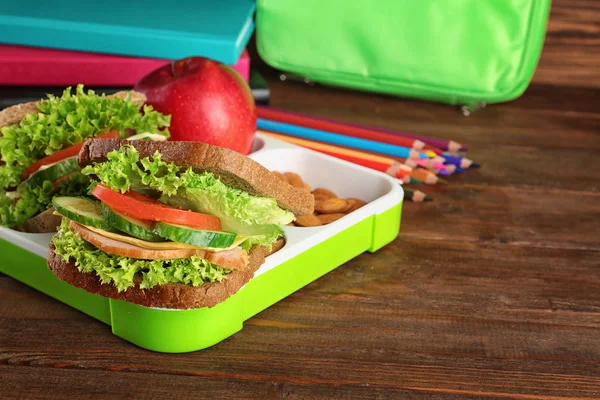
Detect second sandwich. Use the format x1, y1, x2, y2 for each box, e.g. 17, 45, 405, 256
0, 85, 170, 232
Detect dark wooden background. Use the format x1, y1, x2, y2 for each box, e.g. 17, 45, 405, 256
1, 1, 599, 398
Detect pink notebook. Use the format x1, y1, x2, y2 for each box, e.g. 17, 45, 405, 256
0, 45, 250, 86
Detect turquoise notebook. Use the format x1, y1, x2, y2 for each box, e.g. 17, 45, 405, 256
0, 0, 255, 64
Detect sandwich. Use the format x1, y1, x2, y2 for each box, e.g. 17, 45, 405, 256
47, 139, 314, 309
0, 85, 170, 232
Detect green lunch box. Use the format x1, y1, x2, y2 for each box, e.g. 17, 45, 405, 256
0, 134, 403, 353
256, 0, 552, 110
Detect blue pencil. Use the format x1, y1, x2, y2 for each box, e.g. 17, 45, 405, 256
257, 118, 429, 160
442, 153, 476, 168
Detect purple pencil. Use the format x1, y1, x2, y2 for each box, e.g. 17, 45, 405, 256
268, 107, 468, 153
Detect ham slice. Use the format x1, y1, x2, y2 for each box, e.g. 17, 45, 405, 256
69, 221, 248, 271
206, 247, 249, 272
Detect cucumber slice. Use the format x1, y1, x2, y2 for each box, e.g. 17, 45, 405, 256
101, 204, 165, 242
26, 157, 79, 189
154, 222, 236, 248
52, 196, 110, 230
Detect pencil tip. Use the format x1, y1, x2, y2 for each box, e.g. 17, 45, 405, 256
471, 162, 481, 168
424, 196, 434, 202
413, 139, 426, 150
448, 140, 463, 153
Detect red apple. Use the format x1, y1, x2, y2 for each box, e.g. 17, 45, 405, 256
134, 57, 256, 154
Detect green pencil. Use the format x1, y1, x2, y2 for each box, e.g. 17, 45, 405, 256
403, 188, 433, 202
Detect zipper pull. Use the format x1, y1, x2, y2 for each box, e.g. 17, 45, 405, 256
460, 101, 487, 116
279, 72, 316, 86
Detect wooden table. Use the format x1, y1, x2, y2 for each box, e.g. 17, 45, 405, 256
2, 2, 599, 399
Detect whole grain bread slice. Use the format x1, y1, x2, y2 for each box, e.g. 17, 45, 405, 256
0, 102, 40, 130
78, 138, 314, 216
47, 239, 285, 309
20, 208, 62, 233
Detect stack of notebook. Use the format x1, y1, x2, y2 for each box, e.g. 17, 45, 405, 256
0, 0, 255, 90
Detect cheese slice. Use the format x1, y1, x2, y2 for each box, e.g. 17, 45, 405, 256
5, 191, 18, 200
127, 132, 168, 141
84, 225, 247, 252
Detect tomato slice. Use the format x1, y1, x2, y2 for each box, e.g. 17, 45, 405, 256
22, 131, 119, 180
91, 184, 222, 231
122, 190, 161, 204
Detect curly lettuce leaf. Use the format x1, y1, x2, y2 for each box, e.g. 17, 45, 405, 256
181, 170, 294, 226
172, 176, 287, 248
0, 84, 170, 190
52, 219, 229, 292
81, 146, 184, 196
0, 171, 90, 228
81, 145, 293, 247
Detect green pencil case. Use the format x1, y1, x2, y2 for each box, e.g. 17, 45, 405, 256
256, 0, 552, 111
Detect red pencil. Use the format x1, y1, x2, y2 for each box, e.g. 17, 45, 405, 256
257, 106, 464, 153
312, 148, 411, 183
257, 105, 428, 151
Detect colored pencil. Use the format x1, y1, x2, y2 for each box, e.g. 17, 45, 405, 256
423, 145, 445, 156
425, 167, 450, 176
257, 106, 467, 152
259, 130, 409, 166
444, 151, 467, 157
257, 105, 428, 150
315, 149, 411, 183
262, 131, 419, 181
423, 150, 441, 158
393, 168, 424, 184
442, 153, 476, 169
259, 130, 450, 186
403, 167, 445, 185
385, 161, 413, 178
257, 118, 429, 159
404, 158, 449, 171
258, 131, 426, 184
403, 188, 433, 202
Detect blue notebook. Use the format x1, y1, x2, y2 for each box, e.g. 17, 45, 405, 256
0, 0, 255, 64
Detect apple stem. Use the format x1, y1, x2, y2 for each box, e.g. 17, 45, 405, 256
171, 60, 178, 77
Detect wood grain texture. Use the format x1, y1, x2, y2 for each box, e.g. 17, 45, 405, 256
2, 0, 600, 398
532, 0, 600, 87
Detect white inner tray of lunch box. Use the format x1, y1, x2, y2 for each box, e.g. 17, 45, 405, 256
0, 133, 403, 281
